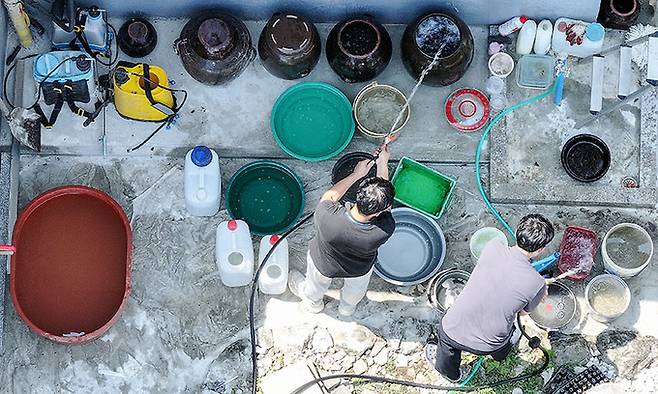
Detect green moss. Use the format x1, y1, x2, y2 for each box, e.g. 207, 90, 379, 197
467, 350, 544, 394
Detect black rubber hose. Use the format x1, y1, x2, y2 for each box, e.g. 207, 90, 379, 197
249, 212, 315, 394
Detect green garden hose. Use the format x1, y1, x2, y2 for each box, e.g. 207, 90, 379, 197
475, 82, 558, 239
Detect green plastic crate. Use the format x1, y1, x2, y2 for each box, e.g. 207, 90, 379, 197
391, 157, 456, 219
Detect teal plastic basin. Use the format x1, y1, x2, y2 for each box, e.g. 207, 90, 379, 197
226, 161, 305, 235
271, 82, 355, 161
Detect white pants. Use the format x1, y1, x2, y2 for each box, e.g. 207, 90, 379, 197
303, 252, 373, 308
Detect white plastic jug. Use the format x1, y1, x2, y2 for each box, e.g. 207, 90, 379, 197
258, 235, 289, 295
216, 219, 254, 287
533, 20, 553, 55
516, 20, 537, 55
552, 18, 605, 58
185, 146, 220, 217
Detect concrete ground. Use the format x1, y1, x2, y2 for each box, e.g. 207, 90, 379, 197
2, 16, 658, 394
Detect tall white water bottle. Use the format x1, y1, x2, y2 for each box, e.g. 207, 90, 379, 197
216, 219, 254, 287
258, 235, 289, 295
185, 146, 220, 216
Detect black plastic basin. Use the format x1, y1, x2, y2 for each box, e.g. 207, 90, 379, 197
331, 152, 376, 203
561, 134, 611, 182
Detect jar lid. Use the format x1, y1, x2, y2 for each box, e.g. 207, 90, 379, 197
586, 23, 605, 42
198, 18, 233, 55
191, 146, 212, 167
127, 20, 150, 45
269, 14, 313, 54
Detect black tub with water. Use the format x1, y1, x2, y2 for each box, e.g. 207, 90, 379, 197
331, 152, 376, 203
561, 134, 611, 182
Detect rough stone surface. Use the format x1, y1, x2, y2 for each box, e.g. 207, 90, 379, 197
311, 328, 334, 353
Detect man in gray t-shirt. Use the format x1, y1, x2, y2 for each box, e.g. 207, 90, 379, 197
289, 146, 395, 317
427, 214, 554, 382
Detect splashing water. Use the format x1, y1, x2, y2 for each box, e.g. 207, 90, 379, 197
385, 41, 448, 138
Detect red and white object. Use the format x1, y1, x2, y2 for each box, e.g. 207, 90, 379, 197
552, 18, 605, 57
0, 245, 17, 255
445, 88, 491, 132
498, 16, 528, 36
258, 235, 289, 295
216, 219, 254, 287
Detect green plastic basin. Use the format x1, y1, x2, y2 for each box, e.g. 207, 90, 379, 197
391, 157, 456, 219
226, 161, 305, 235
271, 82, 355, 161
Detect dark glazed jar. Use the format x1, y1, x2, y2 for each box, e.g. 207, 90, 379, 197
118, 18, 157, 58
326, 17, 392, 83
175, 13, 254, 85
258, 13, 321, 80
598, 0, 640, 30
401, 12, 474, 87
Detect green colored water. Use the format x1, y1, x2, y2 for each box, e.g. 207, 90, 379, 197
393, 163, 452, 216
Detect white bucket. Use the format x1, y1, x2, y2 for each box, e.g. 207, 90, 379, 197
602, 223, 653, 278
585, 274, 631, 323
470, 227, 508, 259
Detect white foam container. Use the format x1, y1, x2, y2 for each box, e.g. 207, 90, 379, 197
602, 223, 654, 278
258, 235, 289, 295
216, 220, 254, 287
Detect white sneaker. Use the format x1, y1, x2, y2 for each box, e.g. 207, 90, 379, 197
288, 271, 324, 313
338, 302, 356, 317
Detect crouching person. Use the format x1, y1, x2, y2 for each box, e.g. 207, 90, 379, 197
426, 214, 554, 382
289, 147, 395, 317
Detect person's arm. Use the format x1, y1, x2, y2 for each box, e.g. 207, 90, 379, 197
375, 144, 391, 180
321, 159, 375, 202
523, 285, 548, 313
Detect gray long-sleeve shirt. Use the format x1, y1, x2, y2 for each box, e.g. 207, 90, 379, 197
442, 239, 546, 352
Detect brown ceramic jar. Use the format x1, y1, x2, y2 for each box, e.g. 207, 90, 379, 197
401, 12, 474, 87
175, 12, 254, 85
258, 13, 321, 80
326, 17, 392, 83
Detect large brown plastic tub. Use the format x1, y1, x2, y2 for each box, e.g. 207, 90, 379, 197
9, 186, 131, 344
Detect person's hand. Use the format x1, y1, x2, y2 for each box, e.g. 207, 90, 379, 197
352, 159, 375, 178
376, 144, 390, 167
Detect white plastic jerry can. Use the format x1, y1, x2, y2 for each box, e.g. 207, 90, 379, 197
216, 219, 254, 287
184, 146, 221, 217
258, 235, 289, 295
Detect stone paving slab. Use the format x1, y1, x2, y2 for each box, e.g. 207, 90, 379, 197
490, 31, 658, 208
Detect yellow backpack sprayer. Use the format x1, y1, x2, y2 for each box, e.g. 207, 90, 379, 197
110, 61, 188, 151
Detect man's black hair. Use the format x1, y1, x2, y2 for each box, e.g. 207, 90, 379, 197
516, 214, 555, 253
355, 177, 395, 216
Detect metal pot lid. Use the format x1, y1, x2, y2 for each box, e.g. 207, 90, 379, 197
428, 269, 470, 313
375, 207, 446, 286
529, 282, 577, 330
445, 88, 490, 132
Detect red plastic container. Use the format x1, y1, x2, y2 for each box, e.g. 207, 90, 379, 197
8, 186, 132, 343
557, 226, 598, 281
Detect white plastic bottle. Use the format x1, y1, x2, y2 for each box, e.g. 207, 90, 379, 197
184, 146, 220, 217
516, 20, 537, 55
258, 235, 289, 295
533, 20, 553, 55
216, 219, 254, 287
498, 16, 528, 36
551, 18, 605, 58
